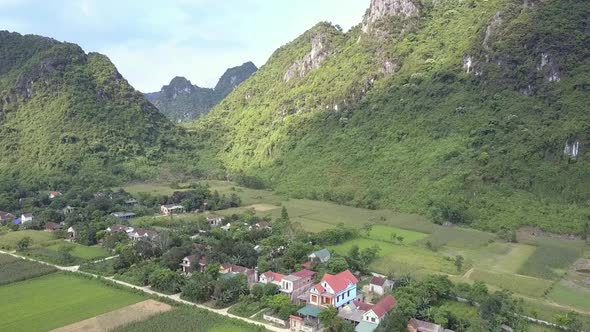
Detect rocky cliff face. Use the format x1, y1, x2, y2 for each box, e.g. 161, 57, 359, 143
148, 62, 257, 122
284, 34, 332, 82
362, 0, 420, 32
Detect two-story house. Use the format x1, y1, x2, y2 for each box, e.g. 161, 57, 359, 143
180, 255, 207, 274
259, 271, 285, 286
338, 295, 397, 332
280, 269, 316, 303
309, 270, 358, 309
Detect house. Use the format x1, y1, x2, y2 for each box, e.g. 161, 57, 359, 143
128, 228, 158, 241
160, 204, 185, 216
281, 269, 316, 303
0, 211, 14, 222
255, 221, 272, 230
180, 255, 208, 274
12, 218, 22, 225
107, 224, 134, 234
219, 263, 257, 285
407, 318, 455, 332
301, 261, 313, 270
369, 276, 394, 295
309, 270, 358, 309
49, 191, 62, 199
44, 222, 62, 232
207, 215, 225, 227
111, 212, 136, 220
309, 249, 331, 263
290, 305, 322, 332
67, 225, 79, 241
21, 213, 33, 223
62, 206, 74, 215
339, 296, 396, 332
259, 271, 286, 286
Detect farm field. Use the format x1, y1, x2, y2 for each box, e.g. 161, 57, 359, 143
0, 230, 55, 249
547, 282, 590, 311
0, 253, 57, 285
0, 273, 145, 332
26, 242, 111, 266
112, 306, 268, 332
122, 180, 590, 317
46, 243, 110, 260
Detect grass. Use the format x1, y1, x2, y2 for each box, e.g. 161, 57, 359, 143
112, 306, 268, 332
24, 243, 110, 266
547, 282, 590, 312
0, 230, 54, 250
417, 227, 495, 249
79, 259, 117, 276
518, 239, 585, 280
227, 300, 266, 318
364, 225, 427, 244
521, 297, 590, 330
0, 273, 145, 332
0, 254, 56, 285
468, 269, 553, 298
46, 243, 110, 260
330, 238, 457, 275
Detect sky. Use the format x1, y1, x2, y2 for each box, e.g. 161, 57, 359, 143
0, 0, 368, 92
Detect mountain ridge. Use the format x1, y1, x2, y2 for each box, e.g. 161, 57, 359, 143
147, 61, 257, 122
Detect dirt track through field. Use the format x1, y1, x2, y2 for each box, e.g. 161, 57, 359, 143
49, 300, 172, 332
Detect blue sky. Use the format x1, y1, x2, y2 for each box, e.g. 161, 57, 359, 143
0, 0, 368, 91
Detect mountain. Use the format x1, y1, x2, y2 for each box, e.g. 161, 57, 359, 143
0, 31, 188, 188
147, 62, 257, 122
192, 0, 590, 234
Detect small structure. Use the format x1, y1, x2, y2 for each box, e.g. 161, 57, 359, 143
125, 198, 139, 207
0, 211, 15, 222
111, 212, 136, 220
62, 206, 74, 215
301, 261, 313, 270
207, 215, 225, 227
359, 295, 396, 327
180, 255, 208, 274
254, 221, 272, 230
369, 276, 394, 295
128, 229, 158, 241
49, 191, 62, 199
259, 271, 285, 286
21, 213, 33, 223
219, 263, 257, 285
67, 225, 79, 241
407, 318, 454, 332
308, 248, 331, 264
575, 258, 590, 274
221, 223, 231, 231
309, 270, 358, 309
44, 222, 62, 232
160, 204, 185, 216
12, 218, 22, 225
290, 305, 322, 332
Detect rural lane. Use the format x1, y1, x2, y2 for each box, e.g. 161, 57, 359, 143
0, 250, 289, 332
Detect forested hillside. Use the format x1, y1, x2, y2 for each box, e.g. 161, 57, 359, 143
0, 31, 194, 188
192, 0, 590, 233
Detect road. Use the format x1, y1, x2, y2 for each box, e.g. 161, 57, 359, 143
0, 250, 289, 332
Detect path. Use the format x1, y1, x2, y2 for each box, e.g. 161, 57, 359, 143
462, 268, 475, 279
0, 250, 288, 332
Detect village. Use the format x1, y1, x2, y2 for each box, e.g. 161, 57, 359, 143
0, 185, 468, 332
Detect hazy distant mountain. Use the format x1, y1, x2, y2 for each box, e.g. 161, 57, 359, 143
147, 62, 257, 122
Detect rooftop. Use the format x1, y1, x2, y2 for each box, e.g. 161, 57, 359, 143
297, 305, 322, 318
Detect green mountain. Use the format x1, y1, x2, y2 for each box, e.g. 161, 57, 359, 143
147, 62, 257, 122
0, 31, 187, 188
192, 0, 590, 234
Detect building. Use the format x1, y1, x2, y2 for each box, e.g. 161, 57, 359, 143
44, 222, 62, 232
309, 270, 358, 309
259, 271, 285, 286
125, 198, 139, 207
180, 255, 208, 274
128, 228, 158, 241
338, 295, 396, 332
309, 249, 331, 263
107, 224, 134, 234
62, 206, 74, 215
407, 318, 455, 332
67, 225, 79, 241
49, 191, 62, 199
207, 215, 225, 227
0, 211, 15, 222
290, 305, 322, 332
369, 276, 394, 295
219, 263, 257, 285
281, 269, 316, 303
111, 212, 136, 220
160, 204, 185, 216
21, 213, 33, 223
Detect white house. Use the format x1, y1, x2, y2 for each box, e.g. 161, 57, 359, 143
160, 204, 185, 216
128, 229, 158, 241
207, 215, 225, 227
21, 213, 33, 223
309, 270, 358, 309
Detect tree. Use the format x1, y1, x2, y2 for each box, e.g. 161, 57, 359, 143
319, 306, 339, 328
362, 223, 373, 237
327, 256, 349, 274
281, 206, 289, 222
213, 274, 249, 307
149, 268, 183, 294
57, 245, 75, 265
583, 219, 590, 243
454, 255, 464, 272
181, 273, 213, 303
16, 236, 32, 251
161, 246, 191, 270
